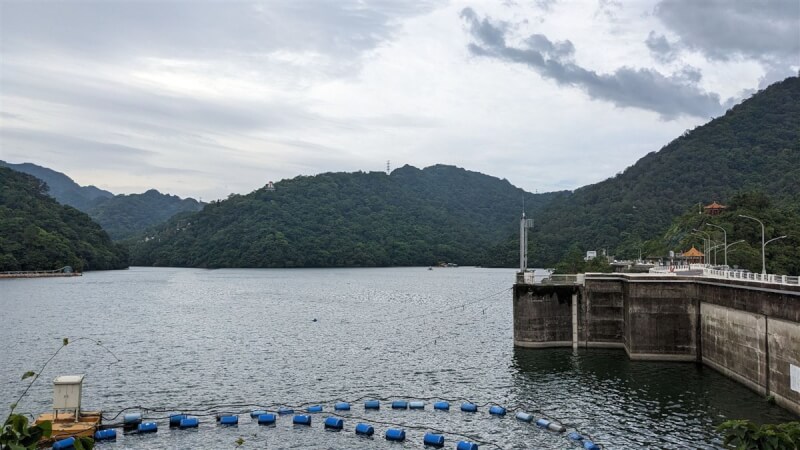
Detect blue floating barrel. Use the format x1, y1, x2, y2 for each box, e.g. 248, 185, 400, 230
138, 422, 158, 433
52, 437, 75, 450
456, 441, 479, 450
334, 402, 351, 411
489, 406, 506, 416
355, 423, 375, 436
123, 412, 142, 425
409, 401, 425, 409
307, 405, 323, 413
460, 402, 477, 412
170, 414, 187, 426
220, 415, 238, 425
179, 417, 199, 429
385, 428, 406, 441
278, 407, 294, 415
391, 400, 408, 409
515, 411, 533, 422
568, 432, 584, 441
257, 413, 276, 425
548, 422, 566, 432
364, 400, 380, 410
250, 410, 267, 418
324, 417, 344, 430
293, 414, 312, 426
94, 429, 117, 441
583, 440, 600, 450
536, 418, 551, 428
433, 401, 450, 411
423, 432, 445, 447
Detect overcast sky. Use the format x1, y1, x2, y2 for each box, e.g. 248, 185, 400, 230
1, 0, 798, 200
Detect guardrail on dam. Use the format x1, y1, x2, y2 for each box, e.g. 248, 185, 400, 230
513, 272, 800, 416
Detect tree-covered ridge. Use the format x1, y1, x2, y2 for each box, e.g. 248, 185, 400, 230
644, 192, 800, 275
0, 167, 128, 271
88, 189, 203, 240
523, 76, 800, 266
0, 160, 113, 211
1, 160, 203, 240
129, 165, 561, 268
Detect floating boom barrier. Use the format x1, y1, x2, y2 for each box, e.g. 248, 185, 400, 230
52, 396, 603, 449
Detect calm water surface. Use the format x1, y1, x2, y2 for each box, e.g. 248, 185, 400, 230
1, 267, 795, 449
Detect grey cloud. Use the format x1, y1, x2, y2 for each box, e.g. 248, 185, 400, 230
1, 127, 206, 176
654, 0, 800, 63
1, 1, 442, 64
461, 8, 726, 119
645, 31, 678, 63
2, 63, 323, 134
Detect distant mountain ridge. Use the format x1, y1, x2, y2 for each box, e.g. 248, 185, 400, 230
522, 76, 800, 266
0, 160, 203, 239
0, 167, 128, 271
129, 165, 562, 268
0, 160, 113, 211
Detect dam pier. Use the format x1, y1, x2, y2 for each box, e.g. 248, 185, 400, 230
513, 271, 800, 416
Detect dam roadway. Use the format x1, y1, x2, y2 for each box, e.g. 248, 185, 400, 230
513, 272, 800, 416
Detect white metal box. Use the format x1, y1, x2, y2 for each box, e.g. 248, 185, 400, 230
53, 374, 84, 414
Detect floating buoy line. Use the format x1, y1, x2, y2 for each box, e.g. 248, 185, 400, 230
44, 285, 603, 449
62, 395, 604, 450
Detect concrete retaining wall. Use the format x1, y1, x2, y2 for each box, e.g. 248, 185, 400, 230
513, 273, 800, 415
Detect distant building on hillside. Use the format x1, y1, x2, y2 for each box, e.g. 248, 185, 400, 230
704, 201, 726, 216
266, 181, 275, 191
585, 250, 597, 261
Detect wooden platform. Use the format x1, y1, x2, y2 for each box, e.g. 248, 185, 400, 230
35, 411, 101, 442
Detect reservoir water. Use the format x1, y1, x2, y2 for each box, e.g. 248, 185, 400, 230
1, 267, 795, 449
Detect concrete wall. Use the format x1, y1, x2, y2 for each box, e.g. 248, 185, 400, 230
583, 278, 624, 347
701, 302, 767, 393
624, 281, 699, 361
513, 284, 575, 347
513, 273, 800, 415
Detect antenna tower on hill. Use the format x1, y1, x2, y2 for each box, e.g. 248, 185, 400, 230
386, 160, 391, 174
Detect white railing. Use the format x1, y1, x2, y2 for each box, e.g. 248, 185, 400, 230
518, 272, 585, 286
649, 264, 693, 274
702, 268, 800, 286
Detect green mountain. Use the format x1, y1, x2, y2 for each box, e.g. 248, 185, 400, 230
0, 167, 128, 271
646, 191, 800, 275
523, 76, 800, 266
0, 160, 113, 211
129, 165, 561, 268
0, 160, 203, 240
88, 189, 203, 240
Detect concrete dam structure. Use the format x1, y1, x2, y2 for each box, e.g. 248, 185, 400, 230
513, 273, 800, 416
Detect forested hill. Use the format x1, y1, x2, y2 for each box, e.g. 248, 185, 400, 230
0, 160, 113, 211
523, 76, 800, 266
1, 160, 203, 239
87, 189, 203, 240
0, 167, 128, 271
129, 165, 562, 268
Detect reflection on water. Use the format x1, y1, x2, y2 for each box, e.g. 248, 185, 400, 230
0, 267, 794, 449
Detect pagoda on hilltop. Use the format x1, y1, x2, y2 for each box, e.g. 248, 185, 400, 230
703, 201, 726, 216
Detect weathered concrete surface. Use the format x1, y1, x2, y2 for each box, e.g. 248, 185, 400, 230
625, 282, 699, 360
513, 273, 800, 415
701, 302, 767, 394
513, 284, 576, 347
583, 278, 624, 347
767, 317, 800, 415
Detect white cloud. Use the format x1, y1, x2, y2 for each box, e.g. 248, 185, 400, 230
1, 0, 796, 200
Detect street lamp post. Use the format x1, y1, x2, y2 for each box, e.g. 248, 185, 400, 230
693, 229, 713, 266
706, 223, 728, 267
738, 215, 766, 275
